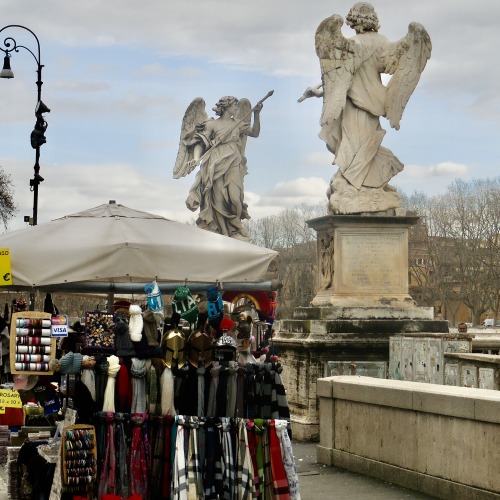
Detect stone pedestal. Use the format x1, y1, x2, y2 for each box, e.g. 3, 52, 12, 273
274, 214, 449, 441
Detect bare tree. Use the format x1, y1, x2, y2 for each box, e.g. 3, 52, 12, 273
0, 167, 17, 230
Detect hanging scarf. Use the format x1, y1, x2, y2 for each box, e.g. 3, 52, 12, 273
160, 364, 176, 416
98, 411, 116, 497
275, 420, 300, 500
80, 355, 96, 401
226, 361, 239, 418
221, 417, 236, 500
115, 412, 130, 499
102, 355, 120, 412
269, 420, 291, 500
187, 416, 203, 499
148, 363, 159, 414
161, 415, 174, 500
203, 418, 218, 500
150, 415, 164, 500
237, 419, 256, 500
262, 422, 273, 500
172, 415, 188, 500
254, 419, 266, 498
131, 358, 147, 414
246, 420, 260, 498
197, 365, 206, 417
129, 414, 148, 498
207, 362, 221, 417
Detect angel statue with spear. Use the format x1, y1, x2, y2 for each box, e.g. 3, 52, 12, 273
173, 91, 273, 241
299, 2, 431, 214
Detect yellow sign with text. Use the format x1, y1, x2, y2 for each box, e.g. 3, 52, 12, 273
0, 249, 12, 286
0, 389, 22, 411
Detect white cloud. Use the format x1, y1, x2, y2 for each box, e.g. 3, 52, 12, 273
404, 162, 469, 178
257, 177, 329, 207
304, 151, 333, 167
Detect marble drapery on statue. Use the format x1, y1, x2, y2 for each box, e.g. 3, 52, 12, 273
300, 2, 431, 214
173, 93, 271, 241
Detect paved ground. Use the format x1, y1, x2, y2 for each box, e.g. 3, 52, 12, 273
0, 441, 436, 499
293, 441, 435, 500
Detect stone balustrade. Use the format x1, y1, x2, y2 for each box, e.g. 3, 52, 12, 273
317, 376, 500, 499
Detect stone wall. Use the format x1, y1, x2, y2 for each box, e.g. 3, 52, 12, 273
317, 376, 500, 498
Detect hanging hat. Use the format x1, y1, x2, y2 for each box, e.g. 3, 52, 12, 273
144, 281, 163, 314
142, 309, 160, 347
59, 352, 83, 374
115, 321, 136, 357
187, 330, 213, 368
13, 374, 39, 391
206, 285, 223, 330
128, 304, 143, 342
172, 286, 198, 326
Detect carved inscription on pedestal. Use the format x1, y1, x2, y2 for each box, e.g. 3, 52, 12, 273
335, 229, 407, 294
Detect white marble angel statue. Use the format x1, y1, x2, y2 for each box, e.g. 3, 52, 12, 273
300, 2, 431, 214
173, 92, 272, 241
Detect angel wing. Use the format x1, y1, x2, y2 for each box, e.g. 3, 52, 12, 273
384, 22, 432, 130
315, 14, 361, 125
235, 98, 252, 161
173, 97, 209, 179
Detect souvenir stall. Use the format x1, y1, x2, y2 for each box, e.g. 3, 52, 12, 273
0, 202, 299, 499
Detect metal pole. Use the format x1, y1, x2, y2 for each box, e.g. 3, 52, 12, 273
0, 25, 46, 226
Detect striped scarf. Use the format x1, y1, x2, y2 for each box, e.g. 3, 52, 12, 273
172, 415, 188, 500
115, 412, 130, 499
130, 414, 148, 498
187, 416, 203, 498
221, 417, 236, 500
269, 420, 291, 499
237, 419, 256, 500
275, 420, 300, 500
98, 411, 116, 497
131, 358, 147, 414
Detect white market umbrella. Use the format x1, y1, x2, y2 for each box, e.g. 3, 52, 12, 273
0, 202, 278, 293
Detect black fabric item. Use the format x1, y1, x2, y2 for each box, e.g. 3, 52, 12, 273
94, 354, 109, 410
215, 365, 228, 417
175, 364, 197, 416
73, 379, 98, 424
132, 331, 161, 359
18, 439, 56, 500
115, 321, 136, 357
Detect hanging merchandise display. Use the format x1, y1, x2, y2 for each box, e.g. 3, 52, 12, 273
10, 311, 56, 375
206, 284, 224, 330
83, 311, 115, 352
2, 282, 297, 498
61, 424, 97, 493
144, 280, 163, 314
172, 285, 198, 326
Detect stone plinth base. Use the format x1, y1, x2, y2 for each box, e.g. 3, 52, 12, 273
308, 214, 418, 308
275, 307, 448, 441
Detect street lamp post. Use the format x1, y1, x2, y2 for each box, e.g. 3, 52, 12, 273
0, 25, 50, 226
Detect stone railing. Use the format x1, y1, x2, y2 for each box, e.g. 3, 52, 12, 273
317, 376, 500, 499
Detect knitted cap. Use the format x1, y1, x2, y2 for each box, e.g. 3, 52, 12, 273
115, 321, 136, 357
142, 309, 159, 347
128, 304, 143, 342
59, 352, 83, 375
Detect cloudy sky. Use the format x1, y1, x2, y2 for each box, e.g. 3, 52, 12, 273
0, 0, 498, 231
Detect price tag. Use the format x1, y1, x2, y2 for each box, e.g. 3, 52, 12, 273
0, 389, 22, 409
0, 249, 12, 286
